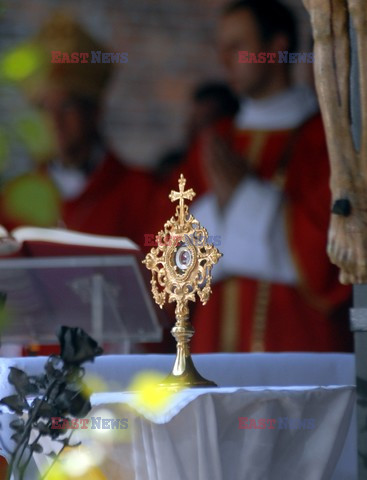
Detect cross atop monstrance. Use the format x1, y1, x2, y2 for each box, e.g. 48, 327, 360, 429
143, 174, 222, 388
169, 174, 196, 226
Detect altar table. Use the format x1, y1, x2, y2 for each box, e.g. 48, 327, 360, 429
0, 353, 357, 480
31, 385, 355, 480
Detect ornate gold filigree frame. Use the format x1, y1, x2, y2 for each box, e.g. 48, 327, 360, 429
143, 174, 222, 388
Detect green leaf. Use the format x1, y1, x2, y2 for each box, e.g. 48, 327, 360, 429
54, 389, 91, 418
0, 395, 28, 414
34, 421, 51, 435
31, 398, 55, 418
10, 432, 23, 443
9, 418, 25, 432
31, 443, 43, 454
8, 367, 37, 396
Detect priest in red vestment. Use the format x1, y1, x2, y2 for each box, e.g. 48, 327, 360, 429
0, 13, 152, 246
0, 14, 156, 358
151, 0, 353, 353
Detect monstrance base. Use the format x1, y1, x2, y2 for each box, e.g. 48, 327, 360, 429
158, 355, 217, 390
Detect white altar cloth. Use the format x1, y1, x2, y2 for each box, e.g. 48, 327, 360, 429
0, 353, 356, 479
50, 385, 354, 480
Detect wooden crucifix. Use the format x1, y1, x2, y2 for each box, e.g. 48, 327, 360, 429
303, 1, 367, 478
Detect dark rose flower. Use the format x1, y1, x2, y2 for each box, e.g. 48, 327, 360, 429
57, 327, 103, 366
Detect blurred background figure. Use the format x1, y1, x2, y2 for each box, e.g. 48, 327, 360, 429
0, 12, 152, 244
0, 1, 353, 355
155, 81, 239, 179
153, 0, 352, 353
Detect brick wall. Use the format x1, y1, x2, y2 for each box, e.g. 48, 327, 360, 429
0, 0, 313, 170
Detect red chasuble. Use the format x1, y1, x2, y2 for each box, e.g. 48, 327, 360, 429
61, 152, 153, 245
0, 152, 152, 247
157, 114, 353, 352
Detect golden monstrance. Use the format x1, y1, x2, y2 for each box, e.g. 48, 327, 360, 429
143, 174, 222, 388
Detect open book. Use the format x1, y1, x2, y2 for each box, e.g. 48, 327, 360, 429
0, 226, 161, 347
0, 226, 138, 256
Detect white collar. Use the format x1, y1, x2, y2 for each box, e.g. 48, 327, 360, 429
235, 85, 319, 130
48, 144, 106, 200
